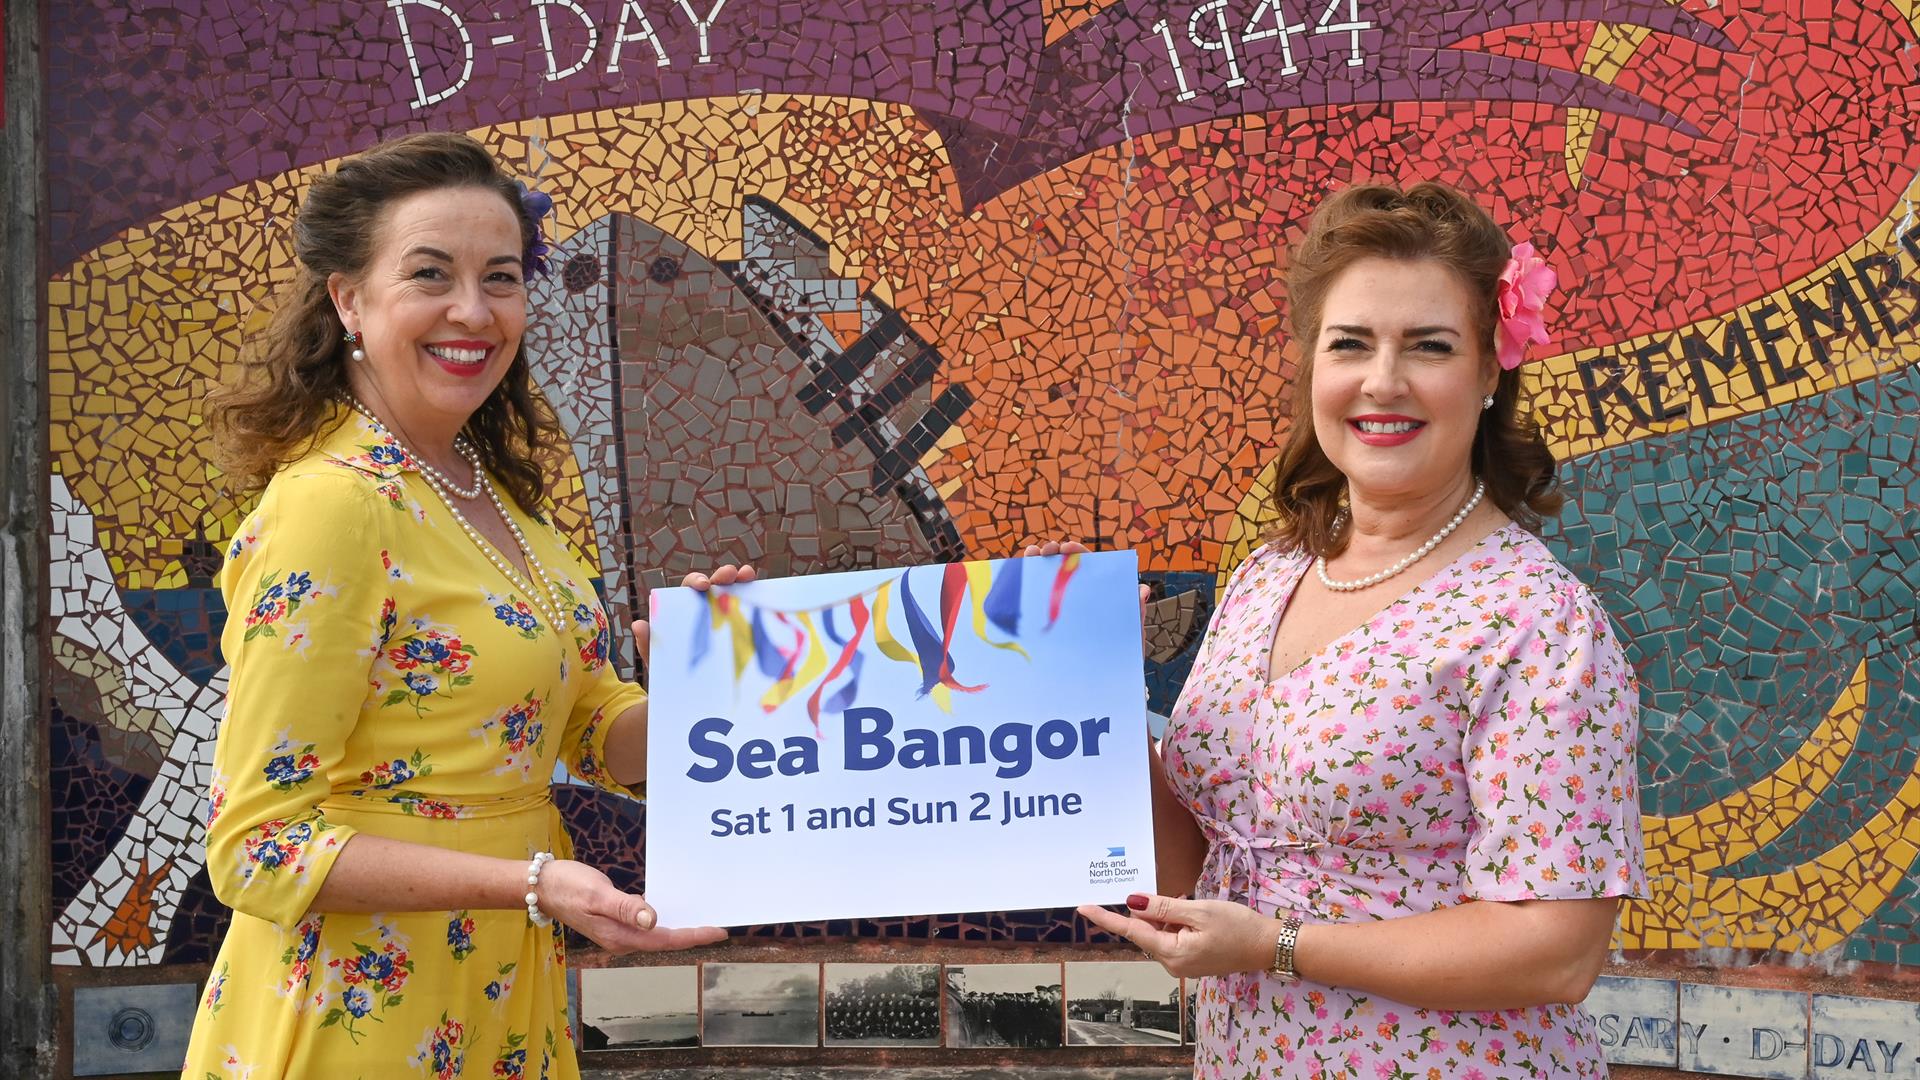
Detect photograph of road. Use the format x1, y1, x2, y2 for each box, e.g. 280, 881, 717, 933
1065, 961, 1181, 1045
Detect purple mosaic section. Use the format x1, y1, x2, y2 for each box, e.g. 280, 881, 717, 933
49, 0, 1735, 265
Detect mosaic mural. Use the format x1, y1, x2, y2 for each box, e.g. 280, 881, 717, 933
38, 0, 1920, 1008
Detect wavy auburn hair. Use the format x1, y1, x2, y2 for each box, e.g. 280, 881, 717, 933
1267, 181, 1564, 557
207, 132, 564, 514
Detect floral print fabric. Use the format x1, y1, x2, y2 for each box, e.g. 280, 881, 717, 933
1162, 525, 1646, 1079
184, 408, 646, 1078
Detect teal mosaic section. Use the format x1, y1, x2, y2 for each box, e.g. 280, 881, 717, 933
1547, 364, 1920, 960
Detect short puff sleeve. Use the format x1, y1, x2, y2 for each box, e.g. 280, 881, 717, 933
561, 655, 647, 799
547, 534, 647, 798
1461, 580, 1647, 902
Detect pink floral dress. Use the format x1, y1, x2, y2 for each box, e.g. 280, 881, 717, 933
1162, 525, 1646, 1079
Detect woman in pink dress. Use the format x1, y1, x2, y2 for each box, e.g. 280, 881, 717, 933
1081, 182, 1646, 1079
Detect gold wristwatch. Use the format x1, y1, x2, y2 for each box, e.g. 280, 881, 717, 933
1270, 914, 1303, 983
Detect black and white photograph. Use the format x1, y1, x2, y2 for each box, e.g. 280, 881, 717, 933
1064, 962, 1182, 1045
944, 963, 1064, 1048
578, 965, 700, 1051
824, 963, 942, 1046
1184, 982, 1198, 1044
701, 963, 821, 1047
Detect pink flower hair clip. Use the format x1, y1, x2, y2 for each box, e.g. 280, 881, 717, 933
1495, 242, 1558, 370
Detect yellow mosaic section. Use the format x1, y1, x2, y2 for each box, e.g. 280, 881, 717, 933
1616, 669, 1920, 952
478, 97, 946, 302
51, 96, 966, 589
1562, 23, 1654, 188
1537, 186, 1920, 460
1637, 662, 1866, 875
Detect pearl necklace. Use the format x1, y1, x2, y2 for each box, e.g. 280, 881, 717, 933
1315, 478, 1486, 593
346, 396, 572, 628
344, 397, 483, 500
469, 469, 572, 631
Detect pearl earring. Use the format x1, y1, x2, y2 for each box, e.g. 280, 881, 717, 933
1481, 394, 1494, 410
344, 329, 366, 363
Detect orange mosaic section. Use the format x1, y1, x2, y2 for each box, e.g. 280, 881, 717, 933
52, 90, 1920, 586
488, 99, 1299, 574
1041, 0, 1125, 45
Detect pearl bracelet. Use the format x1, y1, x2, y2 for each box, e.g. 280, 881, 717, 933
524, 851, 556, 926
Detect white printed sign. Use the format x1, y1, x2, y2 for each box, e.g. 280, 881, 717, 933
643, 551, 1157, 927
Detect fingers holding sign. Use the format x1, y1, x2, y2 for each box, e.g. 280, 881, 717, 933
1019, 542, 1151, 640
682, 563, 758, 591
1077, 894, 1277, 980
633, 563, 758, 668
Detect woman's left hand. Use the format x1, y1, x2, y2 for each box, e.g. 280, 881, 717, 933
1077, 894, 1275, 979
632, 563, 757, 667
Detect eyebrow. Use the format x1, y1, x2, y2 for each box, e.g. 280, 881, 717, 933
404, 245, 523, 268
1325, 324, 1461, 337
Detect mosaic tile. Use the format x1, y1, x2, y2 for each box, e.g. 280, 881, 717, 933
30, 5, 1920, 1072
47, 475, 222, 968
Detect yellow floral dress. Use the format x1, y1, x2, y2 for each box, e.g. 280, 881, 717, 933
182, 407, 645, 1080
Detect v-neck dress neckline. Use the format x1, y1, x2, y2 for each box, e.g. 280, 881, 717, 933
1261, 522, 1520, 687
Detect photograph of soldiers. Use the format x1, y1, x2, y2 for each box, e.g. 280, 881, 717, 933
823, 963, 942, 1045
1064, 961, 1182, 1045
945, 964, 1065, 1048
578, 965, 700, 1050
701, 963, 821, 1047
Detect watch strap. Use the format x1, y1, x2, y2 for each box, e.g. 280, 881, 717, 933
1270, 914, 1303, 981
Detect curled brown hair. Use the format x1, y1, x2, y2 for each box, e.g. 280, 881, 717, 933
1267, 181, 1564, 557
207, 132, 565, 514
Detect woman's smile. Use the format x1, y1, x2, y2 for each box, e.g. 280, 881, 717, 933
423, 339, 496, 377
1347, 414, 1426, 446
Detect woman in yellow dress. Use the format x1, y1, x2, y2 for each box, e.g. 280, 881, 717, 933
183, 132, 735, 1078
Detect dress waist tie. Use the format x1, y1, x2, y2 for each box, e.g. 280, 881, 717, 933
1200, 825, 1322, 1047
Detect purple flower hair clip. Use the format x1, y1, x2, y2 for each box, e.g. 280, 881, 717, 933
514, 180, 554, 280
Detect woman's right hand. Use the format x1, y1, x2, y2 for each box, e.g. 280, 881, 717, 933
632, 563, 757, 668
535, 859, 727, 954
1022, 541, 1151, 632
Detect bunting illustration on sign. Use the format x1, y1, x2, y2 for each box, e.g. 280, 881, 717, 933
685, 556, 1081, 731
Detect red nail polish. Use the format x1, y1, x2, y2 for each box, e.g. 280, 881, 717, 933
1126, 893, 1149, 910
